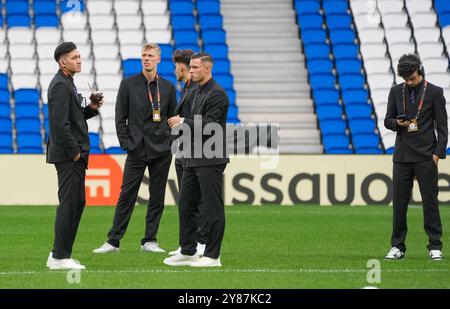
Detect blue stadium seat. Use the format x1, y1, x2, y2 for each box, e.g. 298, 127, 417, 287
174, 44, 200, 53
386, 147, 394, 154
339, 74, 365, 91
336, 59, 362, 75
295, 1, 320, 15
0, 74, 8, 90
161, 74, 177, 86
158, 61, 175, 75
6, 1, 29, 15
227, 105, 238, 122
89, 133, 100, 147
438, 13, 450, 27
313, 89, 340, 105
326, 14, 352, 30
7, 15, 31, 27
323, 0, 348, 15
35, 15, 59, 28
345, 104, 373, 120
316, 105, 343, 121
298, 14, 323, 31
333, 44, 359, 60
349, 118, 376, 135
355, 148, 383, 154
159, 44, 174, 60
42, 104, 48, 119
173, 30, 198, 45
199, 15, 223, 30
214, 74, 233, 90
435, 0, 450, 15
0, 104, 11, 119
0, 133, 13, 150
204, 44, 228, 60
323, 134, 351, 153
213, 60, 231, 74
171, 15, 196, 31
330, 29, 356, 45
202, 30, 226, 45
310, 74, 336, 90
17, 133, 43, 153
227, 90, 235, 106
0, 15, 3, 28
304, 43, 330, 60
197, 1, 221, 15
14, 89, 40, 105
90, 147, 102, 154
0, 90, 10, 105
307, 59, 333, 75
302, 29, 327, 45
170, 2, 194, 15
352, 133, 380, 152
105, 147, 126, 154
122, 59, 142, 77
34, 1, 56, 15
15, 105, 40, 119
342, 89, 369, 105
60, 0, 85, 14
0, 119, 12, 134
16, 119, 41, 134
320, 119, 347, 136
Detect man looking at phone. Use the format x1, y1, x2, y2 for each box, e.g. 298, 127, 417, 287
384, 53, 448, 261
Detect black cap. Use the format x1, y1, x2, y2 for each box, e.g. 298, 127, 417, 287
54, 42, 77, 62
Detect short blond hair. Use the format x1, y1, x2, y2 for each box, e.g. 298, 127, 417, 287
142, 43, 161, 55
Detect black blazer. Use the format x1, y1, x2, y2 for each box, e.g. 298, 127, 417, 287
178, 78, 230, 167
384, 80, 448, 163
46, 69, 98, 164
115, 73, 177, 158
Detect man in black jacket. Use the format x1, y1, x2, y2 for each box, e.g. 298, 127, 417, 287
168, 49, 207, 257
93, 43, 177, 254
384, 53, 448, 261
165, 52, 229, 267
46, 42, 102, 270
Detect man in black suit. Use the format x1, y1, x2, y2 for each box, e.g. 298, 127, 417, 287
384, 53, 448, 261
165, 52, 229, 267
93, 43, 177, 254
168, 49, 207, 257
46, 42, 102, 270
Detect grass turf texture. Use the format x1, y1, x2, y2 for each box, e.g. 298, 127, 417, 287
0, 205, 449, 288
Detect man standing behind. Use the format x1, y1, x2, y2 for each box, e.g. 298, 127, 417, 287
93, 43, 177, 254
168, 49, 207, 257
46, 42, 102, 270
384, 53, 448, 261
166, 53, 229, 267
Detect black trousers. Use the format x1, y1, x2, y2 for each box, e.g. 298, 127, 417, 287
107, 154, 172, 247
391, 159, 443, 252
179, 164, 226, 259
175, 158, 207, 245
52, 160, 86, 259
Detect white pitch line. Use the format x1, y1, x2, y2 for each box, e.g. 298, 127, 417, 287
0, 268, 449, 276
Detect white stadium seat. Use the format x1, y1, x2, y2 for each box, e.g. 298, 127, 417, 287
87, 117, 101, 133
74, 74, 96, 92
358, 28, 385, 44
360, 43, 388, 60
114, 0, 141, 15
0, 29, 5, 43
371, 89, 390, 106
141, 1, 168, 15
96, 74, 122, 91
37, 44, 57, 60
11, 74, 39, 90
116, 15, 143, 30
409, 12, 438, 28
7, 28, 34, 44
389, 42, 415, 65
381, 13, 408, 29
35, 28, 62, 45
145, 30, 171, 44
89, 15, 115, 31
385, 28, 412, 45
354, 13, 381, 31
91, 30, 117, 45
405, 0, 432, 15
350, 1, 372, 15
377, 0, 404, 14
144, 15, 171, 30
92, 44, 120, 60
99, 103, 116, 118
422, 58, 449, 74
367, 73, 395, 90
87, 0, 113, 15
95, 59, 122, 75
0, 44, 7, 59
120, 44, 143, 59
417, 43, 444, 60
63, 29, 90, 44
10, 59, 37, 74
442, 27, 450, 46
9, 44, 36, 59
61, 13, 88, 30
118, 30, 144, 45
414, 28, 441, 44
382, 132, 396, 149
0, 59, 7, 72
426, 73, 450, 88
364, 58, 392, 75
39, 73, 55, 90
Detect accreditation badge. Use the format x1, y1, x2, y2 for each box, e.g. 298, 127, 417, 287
407, 118, 418, 132
152, 109, 161, 122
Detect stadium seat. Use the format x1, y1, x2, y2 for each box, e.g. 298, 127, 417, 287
197, 1, 221, 15
349, 118, 376, 135
204, 44, 228, 60
342, 89, 369, 105
60, 0, 85, 14
304, 43, 330, 60
316, 105, 343, 121
313, 89, 340, 106
199, 15, 223, 31
35, 15, 59, 28
323, 134, 351, 153
16, 133, 43, 153
320, 119, 347, 136
294, 1, 320, 15
15, 105, 40, 119
345, 104, 373, 120
170, 2, 194, 15
307, 59, 334, 75
14, 89, 40, 105
0, 119, 12, 134
16, 119, 41, 134
302, 29, 327, 45
310, 74, 336, 91
171, 15, 196, 31
122, 59, 142, 77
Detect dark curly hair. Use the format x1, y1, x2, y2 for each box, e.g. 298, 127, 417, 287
172, 49, 195, 67
397, 53, 423, 78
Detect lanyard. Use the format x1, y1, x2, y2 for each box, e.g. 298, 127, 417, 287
147, 75, 160, 110
402, 80, 427, 118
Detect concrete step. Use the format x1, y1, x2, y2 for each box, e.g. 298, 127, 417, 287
227, 38, 300, 48
231, 69, 306, 77
224, 23, 298, 32
229, 45, 302, 53
234, 75, 307, 83
278, 144, 323, 154
224, 17, 296, 25
278, 129, 321, 139
221, 10, 295, 18
227, 31, 298, 39
237, 92, 311, 99
239, 112, 316, 123
235, 82, 310, 93
221, 3, 293, 10
237, 97, 313, 107
239, 105, 314, 114
222, 0, 292, 4
229, 52, 304, 63
232, 62, 304, 70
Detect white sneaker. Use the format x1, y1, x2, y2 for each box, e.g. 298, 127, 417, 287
430, 250, 443, 261
384, 247, 405, 260
163, 253, 199, 266
46, 252, 53, 267
47, 258, 86, 270
93, 242, 119, 254
168, 247, 181, 256
141, 242, 166, 253
169, 243, 205, 256
196, 243, 206, 257
190, 256, 222, 267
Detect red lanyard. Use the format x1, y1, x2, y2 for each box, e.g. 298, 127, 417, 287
402, 80, 428, 118
147, 75, 160, 110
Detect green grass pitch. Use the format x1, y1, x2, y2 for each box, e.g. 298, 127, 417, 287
0, 205, 449, 288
